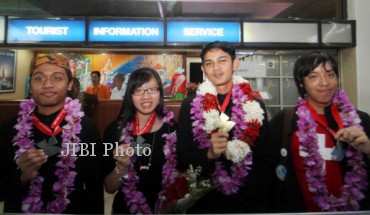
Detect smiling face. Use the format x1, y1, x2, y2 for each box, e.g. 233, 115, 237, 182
131, 77, 160, 117
201, 48, 239, 94
302, 61, 338, 113
30, 63, 72, 115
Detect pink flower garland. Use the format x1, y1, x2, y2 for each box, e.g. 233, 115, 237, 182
191, 82, 259, 195
119, 108, 178, 214
13, 98, 83, 213
296, 90, 368, 211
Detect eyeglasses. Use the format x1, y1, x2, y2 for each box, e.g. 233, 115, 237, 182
132, 87, 159, 96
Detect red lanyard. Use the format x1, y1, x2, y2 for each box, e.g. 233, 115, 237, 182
306, 102, 344, 136
216, 84, 233, 113
32, 109, 67, 136
133, 113, 156, 136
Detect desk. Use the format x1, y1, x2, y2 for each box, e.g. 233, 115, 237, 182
0, 99, 183, 137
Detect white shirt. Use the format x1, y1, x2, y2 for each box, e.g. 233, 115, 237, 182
110, 86, 126, 100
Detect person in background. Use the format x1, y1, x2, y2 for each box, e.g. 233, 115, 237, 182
69, 58, 77, 77
86, 71, 110, 100
103, 67, 178, 214
110, 73, 126, 100
0, 54, 103, 214
169, 67, 186, 100
68, 77, 81, 99
267, 51, 370, 212
176, 41, 269, 213
69, 58, 85, 78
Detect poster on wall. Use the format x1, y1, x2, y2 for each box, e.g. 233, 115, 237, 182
38, 53, 184, 97
0, 50, 16, 93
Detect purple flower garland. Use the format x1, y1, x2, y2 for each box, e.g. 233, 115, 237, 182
119, 108, 178, 214
191, 83, 254, 195
13, 98, 82, 213
296, 90, 368, 211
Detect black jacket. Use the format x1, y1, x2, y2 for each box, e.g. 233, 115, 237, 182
267, 107, 370, 212
0, 110, 104, 214
176, 92, 270, 213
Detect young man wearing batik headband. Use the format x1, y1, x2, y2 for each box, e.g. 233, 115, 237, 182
176, 41, 269, 213
0, 54, 103, 214
268, 51, 370, 212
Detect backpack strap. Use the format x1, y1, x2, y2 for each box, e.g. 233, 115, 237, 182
275, 107, 295, 195
281, 107, 294, 158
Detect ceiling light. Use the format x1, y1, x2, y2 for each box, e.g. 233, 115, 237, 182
157, 1, 164, 18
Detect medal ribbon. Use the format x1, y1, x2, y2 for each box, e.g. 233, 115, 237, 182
216, 84, 233, 113
32, 109, 66, 136
133, 113, 156, 136
306, 102, 344, 136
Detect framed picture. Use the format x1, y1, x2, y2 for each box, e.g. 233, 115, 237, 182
0, 50, 16, 93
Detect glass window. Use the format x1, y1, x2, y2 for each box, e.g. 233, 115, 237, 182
264, 55, 280, 77
237, 50, 338, 120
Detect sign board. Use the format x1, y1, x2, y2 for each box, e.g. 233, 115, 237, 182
7, 18, 85, 43
0, 17, 4, 43
88, 20, 164, 43
167, 21, 240, 43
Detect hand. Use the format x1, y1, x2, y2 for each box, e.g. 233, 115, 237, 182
335, 126, 370, 156
207, 130, 229, 160
113, 144, 132, 170
18, 149, 48, 183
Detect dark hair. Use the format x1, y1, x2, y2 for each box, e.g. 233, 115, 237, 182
68, 77, 80, 99
66, 70, 73, 83
293, 51, 338, 97
200, 41, 236, 63
114, 73, 125, 82
118, 67, 165, 126
91, 71, 101, 78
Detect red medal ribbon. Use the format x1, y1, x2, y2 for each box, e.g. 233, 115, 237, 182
133, 113, 156, 136
32, 109, 67, 136
306, 102, 344, 136
216, 84, 233, 113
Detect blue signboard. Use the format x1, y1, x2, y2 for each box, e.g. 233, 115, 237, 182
88, 20, 164, 43
7, 18, 85, 43
167, 21, 240, 43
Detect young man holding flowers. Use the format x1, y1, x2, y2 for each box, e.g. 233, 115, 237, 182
177, 41, 269, 213
268, 51, 370, 212
0, 54, 103, 214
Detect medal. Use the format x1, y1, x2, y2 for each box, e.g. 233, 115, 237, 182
331, 141, 345, 161
131, 135, 153, 171
36, 136, 61, 156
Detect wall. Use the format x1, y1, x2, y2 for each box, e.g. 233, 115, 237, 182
1, 52, 185, 99
340, 48, 357, 106
0, 50, 32, 210
0, 50, 33, 100
345, 0, 370, 113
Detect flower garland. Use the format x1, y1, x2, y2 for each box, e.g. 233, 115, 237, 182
296, 90, 368, 211
13, 98, 83, 213
191, 76, 264, 195
119, 108, 178, 214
